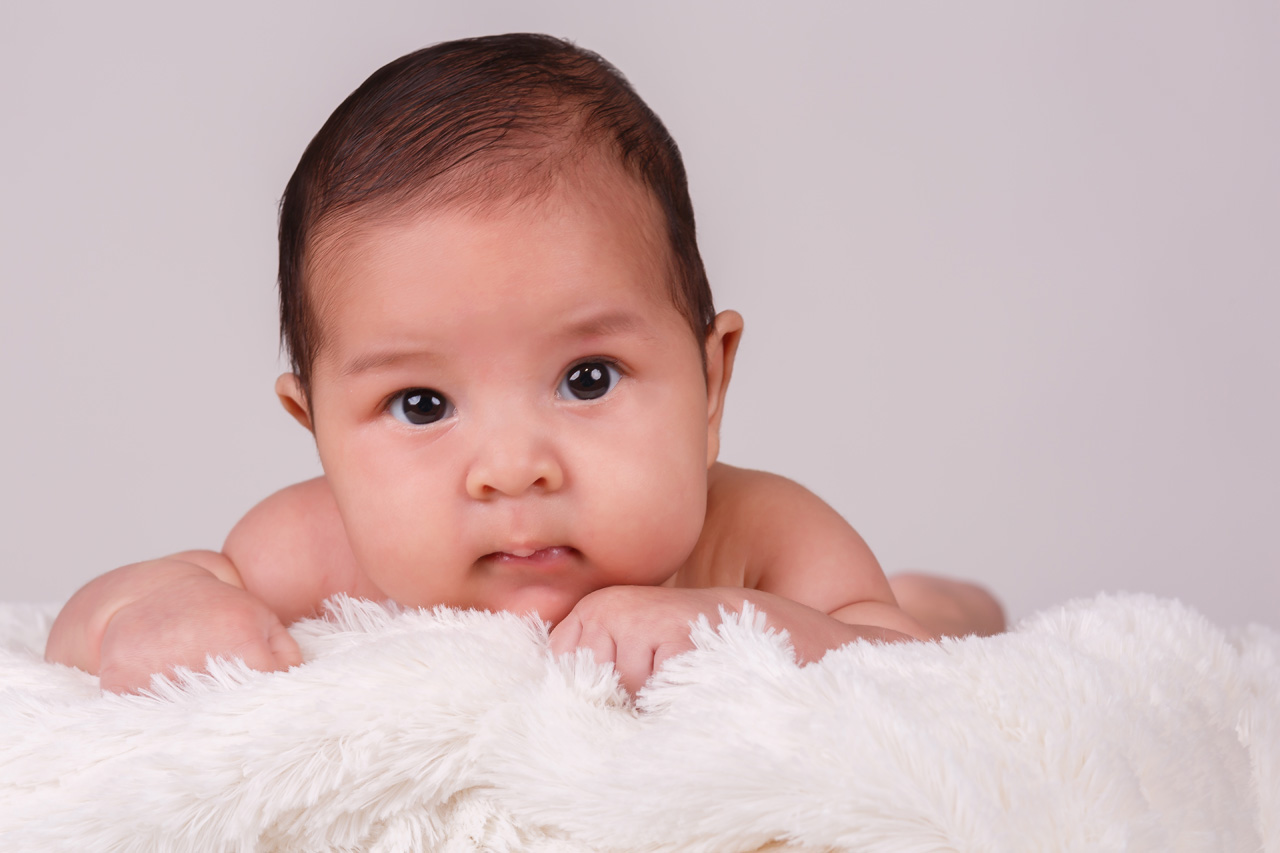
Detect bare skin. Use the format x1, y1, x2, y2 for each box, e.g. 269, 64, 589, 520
45, 164, 1004, 696
48, 468, 1003, 695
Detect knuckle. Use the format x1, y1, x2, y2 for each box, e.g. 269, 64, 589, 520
577, 621, 614, 648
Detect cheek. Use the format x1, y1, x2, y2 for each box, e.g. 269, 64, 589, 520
316, 430, 461, 595
572, 384, 710, 577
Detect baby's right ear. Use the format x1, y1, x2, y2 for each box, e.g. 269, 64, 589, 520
274, 373, 314, 432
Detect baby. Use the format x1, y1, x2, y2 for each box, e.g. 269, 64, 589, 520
46, 33, 1003, 695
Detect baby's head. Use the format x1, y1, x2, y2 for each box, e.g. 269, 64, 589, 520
278, 33, 714, 403
272, 34, 742, 621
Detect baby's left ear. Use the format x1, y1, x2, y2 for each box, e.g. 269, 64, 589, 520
704, 310, 744, 465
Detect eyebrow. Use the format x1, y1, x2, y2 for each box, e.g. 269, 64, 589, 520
559, 309, 644, 339
339, 349, 447, 377
337, 309, 648, 378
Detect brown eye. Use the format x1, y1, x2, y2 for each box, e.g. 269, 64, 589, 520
390, 388, 452, 425
559, 361, 619, 401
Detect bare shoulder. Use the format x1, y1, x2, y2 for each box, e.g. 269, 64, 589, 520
222, 477, 370, 624
707, 463, 840, 521
703, 463, 894, 610
705, 464, 867, 560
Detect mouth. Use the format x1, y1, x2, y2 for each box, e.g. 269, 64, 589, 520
484, 545, 577, 565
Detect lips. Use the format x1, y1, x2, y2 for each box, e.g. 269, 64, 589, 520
485, 546, 575, 565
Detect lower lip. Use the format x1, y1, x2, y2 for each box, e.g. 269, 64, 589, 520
486, 546, 575, 567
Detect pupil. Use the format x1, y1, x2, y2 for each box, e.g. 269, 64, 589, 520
568, 362, 610, 399
403, 390, 445, 424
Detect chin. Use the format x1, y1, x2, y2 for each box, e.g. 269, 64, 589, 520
501, 590, 581, 627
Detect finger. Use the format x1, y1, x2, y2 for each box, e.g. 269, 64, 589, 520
99, 635, 209, 694
98, 661, 154, 695
547, 613, 583, 657
268, 623, 303, 670
575, 622, 618, 668
614, 643, 658, 696
228, 636, 287, 675
651, 639, 695, 676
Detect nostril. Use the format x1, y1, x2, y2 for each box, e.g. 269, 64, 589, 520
465, 447, 564, 498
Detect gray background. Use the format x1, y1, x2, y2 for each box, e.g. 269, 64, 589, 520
2, 1, 1276, 627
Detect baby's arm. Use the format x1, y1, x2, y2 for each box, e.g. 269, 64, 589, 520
706, 466, 1004, 648
888, 572, 1006, 639
551, 465, 1003, 693
44, 478, 356, 692
717, 466, 933, 647
45, 551, 302, 693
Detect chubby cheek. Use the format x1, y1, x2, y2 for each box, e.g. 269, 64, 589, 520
345, 496, 456, 607
576, 390, 710, 584
318, 433, 466, 606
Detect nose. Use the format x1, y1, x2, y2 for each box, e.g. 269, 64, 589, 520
464, 417, 565, 500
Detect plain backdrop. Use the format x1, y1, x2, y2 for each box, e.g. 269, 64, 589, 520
1, 1, 1276, 627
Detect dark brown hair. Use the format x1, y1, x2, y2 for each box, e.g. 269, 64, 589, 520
278, 33, 714, 398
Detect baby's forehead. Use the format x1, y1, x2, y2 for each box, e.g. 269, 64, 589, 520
304, 167, 681, 348
315, 151, 663, 261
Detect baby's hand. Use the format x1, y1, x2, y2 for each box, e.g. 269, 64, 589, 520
95, 565, 301, 694
549, 585, 921, 695
548, 586, 738, 695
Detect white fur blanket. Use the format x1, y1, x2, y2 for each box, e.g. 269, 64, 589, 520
0, 594, 1276, 852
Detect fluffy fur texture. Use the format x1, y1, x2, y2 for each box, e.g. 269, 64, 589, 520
1, 594, 1276, 852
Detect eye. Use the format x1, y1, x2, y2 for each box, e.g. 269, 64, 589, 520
558, 360, 621, 401
389, 388, 453, 426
